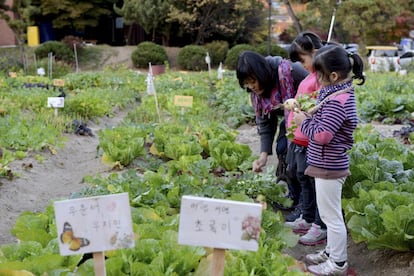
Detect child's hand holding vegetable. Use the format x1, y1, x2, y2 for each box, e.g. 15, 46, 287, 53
293, 110, 309, 126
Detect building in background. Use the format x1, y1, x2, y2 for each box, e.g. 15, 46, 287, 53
0, 0, 17, 46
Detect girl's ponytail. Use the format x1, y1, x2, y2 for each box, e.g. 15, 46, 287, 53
348, 53, 365, 85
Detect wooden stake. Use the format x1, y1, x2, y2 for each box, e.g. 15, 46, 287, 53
93, 251, 106, 276
210, 248, 226, 276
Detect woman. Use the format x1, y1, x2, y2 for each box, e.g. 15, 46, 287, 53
236, 50, 308, 208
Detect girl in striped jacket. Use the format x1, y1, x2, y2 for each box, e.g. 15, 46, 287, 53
293, 44, 365, 276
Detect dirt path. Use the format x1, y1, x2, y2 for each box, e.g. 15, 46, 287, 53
0, 108, 128, 244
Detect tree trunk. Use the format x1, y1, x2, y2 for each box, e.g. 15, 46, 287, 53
127, 25, 133, 45
283, 0, 302, 34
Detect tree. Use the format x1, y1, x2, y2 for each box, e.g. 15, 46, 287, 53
34, 0, 115, 31
114, 0, 171, 44
384, 0, 414, 43
285, 0, 338, 40
336, 0, 402, 45
167, 0, 266, 45
285, 0, 413, 46
282, 0, 302, 34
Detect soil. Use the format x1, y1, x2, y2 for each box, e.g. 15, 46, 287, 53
0, 47, 413, 275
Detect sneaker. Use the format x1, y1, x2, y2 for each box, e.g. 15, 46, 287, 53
285, 206, 302, 222
299, 223, 327, 246
307, 258, 348, 276
285, 216, 311, 234
305, 250, 329, 265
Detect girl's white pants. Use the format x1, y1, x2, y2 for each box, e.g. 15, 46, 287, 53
315, 177, 347, 262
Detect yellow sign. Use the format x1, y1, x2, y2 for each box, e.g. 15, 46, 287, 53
53, 79, 65, 87
27, 26, 39, 46
9, 72, 17, 78
174, 95, 193, 107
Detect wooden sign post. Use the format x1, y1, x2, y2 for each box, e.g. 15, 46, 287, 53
93, 251, 106, 276
178, 196, 262, 276
54, 193, 135, 275
211, 248, 226, 276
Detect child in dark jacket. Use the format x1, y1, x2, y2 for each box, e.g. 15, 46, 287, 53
284, 31, 328, 246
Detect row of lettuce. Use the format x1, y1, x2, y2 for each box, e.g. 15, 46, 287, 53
0, 69, 413, 274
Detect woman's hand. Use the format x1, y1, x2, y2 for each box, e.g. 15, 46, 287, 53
252, 152, 268, 172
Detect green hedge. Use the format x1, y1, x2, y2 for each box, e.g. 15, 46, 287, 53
204, 40, 229, 67
177, 45, 207, 71
224, 44, 256, 70
256, 43, 288, 58
131, 41, 168, 68
34, 41, 74, 63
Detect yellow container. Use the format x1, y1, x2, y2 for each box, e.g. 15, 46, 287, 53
27, 26, 39, 46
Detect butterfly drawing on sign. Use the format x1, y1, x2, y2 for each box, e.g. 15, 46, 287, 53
60, 222, 90, 251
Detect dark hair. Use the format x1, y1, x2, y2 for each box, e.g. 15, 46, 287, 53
236, 51, 274, 97
289, 31, 325, 62
313, 44, 365, 85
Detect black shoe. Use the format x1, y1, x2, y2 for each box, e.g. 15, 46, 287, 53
285, 206, 302, 222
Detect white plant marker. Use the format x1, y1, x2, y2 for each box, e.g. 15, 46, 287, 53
206, 52, 212, 79
217, 62, 224, 80
146, 63, 161, 122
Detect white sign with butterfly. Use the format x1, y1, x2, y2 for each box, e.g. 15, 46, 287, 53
54, 193, 135, 256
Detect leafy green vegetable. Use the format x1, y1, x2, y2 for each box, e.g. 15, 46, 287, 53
11, 212, 53, 247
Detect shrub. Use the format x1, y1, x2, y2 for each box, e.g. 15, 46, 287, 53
131, 41, 168, 68
204, 40, 229, 67
77, 46, 105, 70
177, 45, 207, 71
256, 43, 288, 58
0, 54, 22, 76
34, 41, 74, 63
62, 35, 85, 52
224, 44, 256, 70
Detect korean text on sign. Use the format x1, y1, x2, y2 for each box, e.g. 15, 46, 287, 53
178, 195, 262, 251
54, 193, 135, 256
